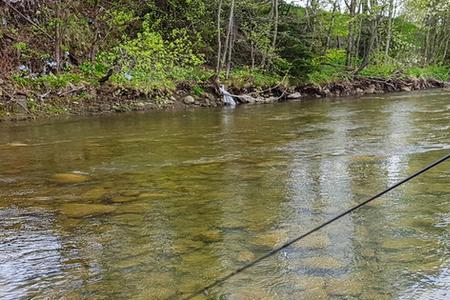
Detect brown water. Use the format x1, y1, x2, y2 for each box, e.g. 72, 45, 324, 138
0, 90, 449, 300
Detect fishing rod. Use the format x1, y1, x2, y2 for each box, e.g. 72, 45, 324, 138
172, 153, 450, 300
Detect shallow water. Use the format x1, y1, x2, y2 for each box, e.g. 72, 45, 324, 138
0, 90, 449, 299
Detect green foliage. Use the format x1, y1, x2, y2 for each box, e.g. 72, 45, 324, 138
405, 65, 449, 81
308, 49, 350, 84
12, 73, 87, 90
101, 20, 204, 90
226, 68, 282, 88
359, 64, 398, 77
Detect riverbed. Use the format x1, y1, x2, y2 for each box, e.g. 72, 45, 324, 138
0, 90, 449, 299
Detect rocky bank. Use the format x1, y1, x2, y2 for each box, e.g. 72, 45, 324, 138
0, 76, 448, 121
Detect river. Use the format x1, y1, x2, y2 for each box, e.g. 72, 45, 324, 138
0, 89, 449, 299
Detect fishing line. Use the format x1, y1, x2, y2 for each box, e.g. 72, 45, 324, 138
174, 153, 450, 300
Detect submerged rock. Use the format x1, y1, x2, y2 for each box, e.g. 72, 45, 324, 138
52, 173, 89, 184
60, 203, 116, 218
293, 233, 330, 250
293, 276, 325, 290
6, 142, 28, 147
81, 187, 107, 200
194, 230, 222, 243
237, 249, 256, 263
300, 256, 344, 270
250, 230, 289, 247
293, 288, 328, 300
381, 238, 426, 250
326, 277, 363, 296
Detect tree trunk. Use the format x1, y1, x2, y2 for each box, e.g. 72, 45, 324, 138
346, 0, 357, 67
216, 0, 222, 75
384, 0, 394, 61
221, 0, 235, 68
55, 0, 62, 72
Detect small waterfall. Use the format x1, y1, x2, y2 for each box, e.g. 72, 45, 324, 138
219, 85, 236, 106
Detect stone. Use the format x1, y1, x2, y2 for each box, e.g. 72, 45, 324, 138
226, 289, 274, 300
183, 95, 195, 104
251, 230, 289, 247
60, 203, 116, 218
300, 256, 344, 270
111, 196, 135, 203
6, 142, 28, 147
366, 85, 376, 94
293, 276, 325, 290
292, 233, 330, 250
293, 288, 328, 300
287, 92, 302, 99
52, 173, 89, 184
356, 88, 364, 95
238, 95, 258, 104
81, 187, 107, 200
194, 230, 222, 243
401, 86, 412, 92
381, 238, 426, 250
326, 278, 363, 296
237, 249, 255, 262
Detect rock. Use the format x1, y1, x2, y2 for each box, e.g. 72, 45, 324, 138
52, 173, 89, 184
300, 256, 344, 270
287, 92, 302, 99
111, 196, 135, 203
265, 97, 278, 103
238, 95, 258, 104
60, 203, 116, 218
293, 232, 330, 250
6, 142, 28, 147
237, 249, 255, 262
366, 85, 376, 94
81, 187, 107, 200
326, 277, 363, 296
381, 238, 426, 250
226, 289, 274, 300
251, 230, 289, 247
293, 276, 325, 290
401, 86, 412, 92
356, 88, 364, 95
183, 95, 195, 104
293, 288, 328, 300
194, 230, 222, 243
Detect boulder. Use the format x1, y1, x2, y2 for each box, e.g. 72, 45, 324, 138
238, 95, 258, 104
366, 85, 376, 94
287, 92, 302, 99
183, 95, 195, 104
400, 86, 412, 92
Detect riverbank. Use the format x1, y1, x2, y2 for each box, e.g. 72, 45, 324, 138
0, 76, 448, 121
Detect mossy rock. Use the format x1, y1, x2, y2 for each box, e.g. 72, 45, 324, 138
60, 203, 116, 218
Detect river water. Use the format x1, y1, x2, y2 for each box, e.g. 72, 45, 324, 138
0, 90, 449, 299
